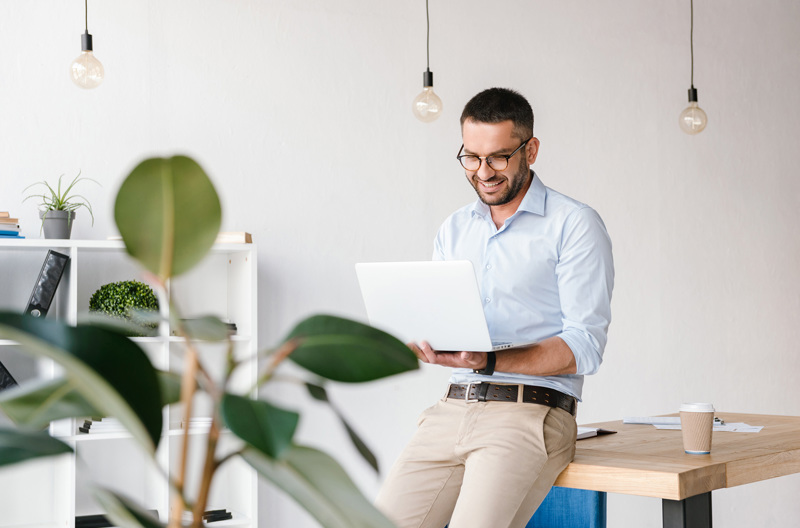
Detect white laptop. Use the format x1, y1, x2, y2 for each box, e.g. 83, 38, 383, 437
355, 260, 537, 352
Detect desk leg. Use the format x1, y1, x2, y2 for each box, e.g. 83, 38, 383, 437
662, 492, 712, 528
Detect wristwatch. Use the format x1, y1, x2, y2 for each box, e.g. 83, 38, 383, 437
473, 351, 496, 376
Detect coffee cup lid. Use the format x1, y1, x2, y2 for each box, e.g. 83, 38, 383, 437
680, 402, 714, 412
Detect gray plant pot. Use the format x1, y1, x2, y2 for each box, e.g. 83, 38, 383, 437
39, 210, 76, 239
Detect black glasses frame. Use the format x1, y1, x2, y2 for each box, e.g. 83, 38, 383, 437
456, 138, 532, 171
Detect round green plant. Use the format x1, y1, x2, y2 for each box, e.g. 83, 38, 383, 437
89, 281, 160, 337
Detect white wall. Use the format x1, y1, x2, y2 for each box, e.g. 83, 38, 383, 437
2, 1, 800, 526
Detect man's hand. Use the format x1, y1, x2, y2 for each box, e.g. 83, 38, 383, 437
408, 336, 578, 376
408, 341, 487, 370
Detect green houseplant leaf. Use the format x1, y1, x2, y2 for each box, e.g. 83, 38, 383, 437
0, 378, 97, 429
177, 315, 232, 341
0, 313, 162, 452
220, 393, 299, 459
93, 488, 165, 528
305, 383, 379, 472
114, 155, 221, 280
156, 370, 182, 408
285, 315, 418, 383
78, 311, 160, 338
0, 370, 181, 430
240, 444, 395, 528
0, 428, 73, 468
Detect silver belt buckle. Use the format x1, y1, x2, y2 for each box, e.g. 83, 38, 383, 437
465, 382, 480, 403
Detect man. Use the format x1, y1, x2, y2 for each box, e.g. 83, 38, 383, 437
375, 88, 614, 528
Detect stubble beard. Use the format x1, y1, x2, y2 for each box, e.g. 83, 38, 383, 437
469, 157, 531, 207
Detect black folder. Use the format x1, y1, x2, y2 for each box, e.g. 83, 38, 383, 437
0, 359, 17, 390
25, 250, 69, 318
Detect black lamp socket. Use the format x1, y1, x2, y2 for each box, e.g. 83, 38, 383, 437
688, 86, 698, 103
81, 31, 93, 52
423, 69, 434, 88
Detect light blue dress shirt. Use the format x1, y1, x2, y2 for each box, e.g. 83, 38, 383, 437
433, 172, 614, 400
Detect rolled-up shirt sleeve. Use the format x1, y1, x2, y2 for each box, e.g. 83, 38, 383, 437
555, 206, 614, 375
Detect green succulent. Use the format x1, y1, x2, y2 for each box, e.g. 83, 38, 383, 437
89, 281, 159, 337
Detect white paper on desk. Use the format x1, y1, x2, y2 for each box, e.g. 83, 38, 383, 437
653, 423, 764, 433
624, 416, 681, 425
715, 423, 763, 433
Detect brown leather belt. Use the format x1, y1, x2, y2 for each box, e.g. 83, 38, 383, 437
446, 383, 577, 416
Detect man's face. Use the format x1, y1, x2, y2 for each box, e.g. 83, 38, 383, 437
460, 119, 537, 207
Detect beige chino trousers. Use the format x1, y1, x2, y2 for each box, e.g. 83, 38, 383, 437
375, 395, 577, 528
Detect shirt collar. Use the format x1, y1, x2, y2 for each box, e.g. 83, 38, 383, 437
471, 171, 546, 218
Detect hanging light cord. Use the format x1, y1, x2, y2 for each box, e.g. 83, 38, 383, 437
690, 0, 694, 87
84, 0, 89, 32
426, 0, 430, 71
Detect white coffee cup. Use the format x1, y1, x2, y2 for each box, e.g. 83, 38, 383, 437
680, 403, 715, 454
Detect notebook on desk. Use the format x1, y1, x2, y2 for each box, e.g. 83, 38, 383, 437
355, 260, 537, 352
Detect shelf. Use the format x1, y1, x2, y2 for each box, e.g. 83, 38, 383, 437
67, 428, 233, 442
0, 239, 125, 250
167, 427, 233, 437
0, 240, 258, 528
130, 336, 165, 344
0, 238, 254, 254
168, 335, 252, 343
70, 431, 132, 442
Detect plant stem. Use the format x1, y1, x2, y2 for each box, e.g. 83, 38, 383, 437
191, 338, 231, 523
192, 416, 221, 527
188, 335, 236, 526
254, 338, 299, 390
168, 337, 200, 528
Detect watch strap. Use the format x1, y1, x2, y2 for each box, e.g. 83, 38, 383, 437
473, 351, 496, 376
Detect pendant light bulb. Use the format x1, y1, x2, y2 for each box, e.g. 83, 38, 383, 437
71, 1, 103, 89
70, 33, 104, 89
413, 69, 443, 123
680, 0, 706, 134
679, 88, 707, 135
413, 0, 442, 123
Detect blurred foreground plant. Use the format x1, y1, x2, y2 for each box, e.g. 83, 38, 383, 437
0, 155, 416, 528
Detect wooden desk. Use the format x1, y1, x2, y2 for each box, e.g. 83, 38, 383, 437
554, 413, 800, 527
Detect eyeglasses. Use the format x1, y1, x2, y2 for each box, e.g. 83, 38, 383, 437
456, 138, 532, 171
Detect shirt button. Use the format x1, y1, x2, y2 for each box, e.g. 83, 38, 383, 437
485, 297, 491, 303
486, 264, 492, 270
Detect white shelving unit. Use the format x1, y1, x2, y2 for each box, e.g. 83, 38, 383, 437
0, 238, 258, 528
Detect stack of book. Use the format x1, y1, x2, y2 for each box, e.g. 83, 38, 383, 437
0, 211, 24, 239
78, 417, 127, 435
181, 509, 233, 524
75, 514, 114, 528
76, 511, 158, 528
214, 231, 252, 244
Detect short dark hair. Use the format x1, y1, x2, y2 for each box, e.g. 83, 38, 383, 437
460, 88, 534, 140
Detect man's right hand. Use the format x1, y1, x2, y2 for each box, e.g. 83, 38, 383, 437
408, 341, 488, 371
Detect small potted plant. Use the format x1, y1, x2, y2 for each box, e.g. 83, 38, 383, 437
23, 172, 98, 239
